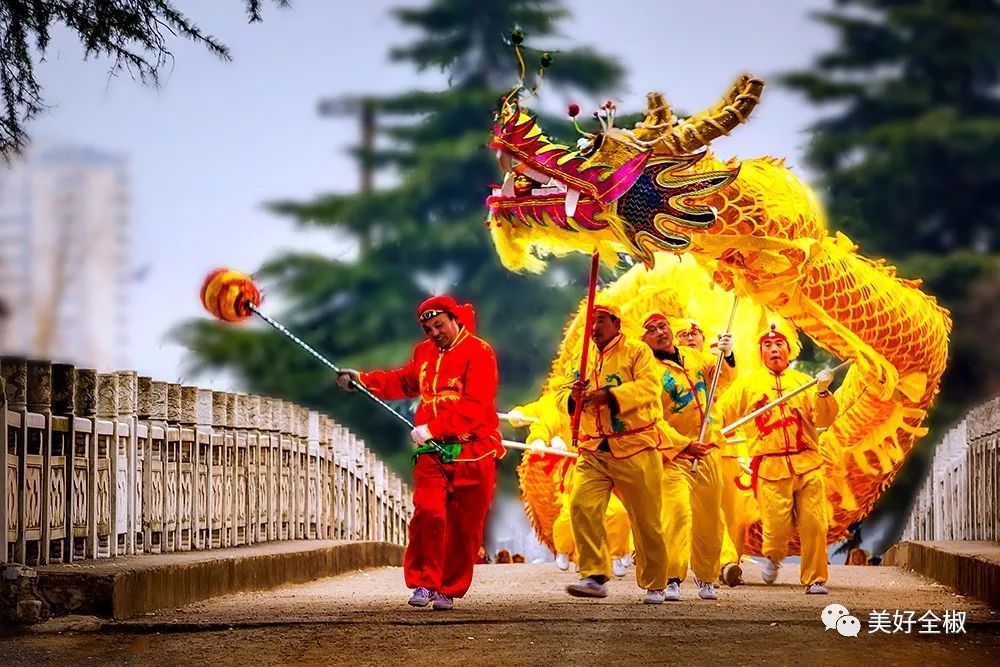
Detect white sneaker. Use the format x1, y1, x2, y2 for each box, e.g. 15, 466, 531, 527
555, 553, 570, 571
643, 588, 665, 605
696, 578, 718, 600
621, 553, 635, 568
566, 577, 609, 598
612, 558, 627, 577
805, 583, 828, 595
760, 559, 780, 584
664, 581, 681, 601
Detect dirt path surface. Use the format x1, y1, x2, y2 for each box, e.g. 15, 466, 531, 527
3, 563, 998, 666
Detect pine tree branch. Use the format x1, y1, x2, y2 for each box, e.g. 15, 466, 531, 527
0, 0, 288, 160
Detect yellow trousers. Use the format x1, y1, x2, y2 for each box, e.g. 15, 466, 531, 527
553, 491, 632, 560
719, 456, 757, 566
570, 448, 666, 589
757, 467, 829, 585
661, 450, 724, 583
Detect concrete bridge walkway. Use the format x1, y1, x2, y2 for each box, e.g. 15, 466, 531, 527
3, 561, 999, 666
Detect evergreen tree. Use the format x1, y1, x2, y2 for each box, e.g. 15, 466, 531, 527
176, 0, 624, 472
781, 0, 1000, 255
781, 0, 1000, 550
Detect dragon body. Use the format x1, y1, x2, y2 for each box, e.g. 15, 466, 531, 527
487, 74, 951, 554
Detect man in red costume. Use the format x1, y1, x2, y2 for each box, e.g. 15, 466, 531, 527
336, 296, 503, 611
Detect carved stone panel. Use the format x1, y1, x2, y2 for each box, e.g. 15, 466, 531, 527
212, 392, 228, 428
48, 462, 66, 534
149, 459, 164, 531
180, 387, 198, 426
247, 395, 261, 431
1, 356, 28, 410
116, 371, 138, 416
150, 381, 168, 420
72, 462, 88, 533
24, 460, 42, 535
52, 364, 76, 415
7, 455, 19, 540
167, 384, 181, 423
194, 389, 212, 427
74, 369, 98, 417
27, 360, 52, 413
137, 376, 153, 418
115, 455, 128, 534
96, 460, 112, 535
96, 374, 118, 418
165, 467, 178, 531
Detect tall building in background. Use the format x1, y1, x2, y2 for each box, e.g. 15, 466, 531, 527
0, 143, 131, 370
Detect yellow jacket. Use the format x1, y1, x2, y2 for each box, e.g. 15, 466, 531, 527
717, 366, 838, 481
555, 334, 664, 458
650, 346, 726, 460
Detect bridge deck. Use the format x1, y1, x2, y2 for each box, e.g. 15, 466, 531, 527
4, 562, 999, 665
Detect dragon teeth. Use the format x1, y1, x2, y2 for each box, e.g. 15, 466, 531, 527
501, 172, 515, 197
565, 189, 580, 218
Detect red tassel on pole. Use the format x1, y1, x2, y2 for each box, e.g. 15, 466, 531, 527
570, 251, 601, 449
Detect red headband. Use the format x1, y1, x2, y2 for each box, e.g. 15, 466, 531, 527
758, 324, 788, 345
643, 312, 667, 329
417, 295, 477, 335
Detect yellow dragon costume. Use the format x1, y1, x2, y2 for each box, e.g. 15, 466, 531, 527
487, 56, 951, 556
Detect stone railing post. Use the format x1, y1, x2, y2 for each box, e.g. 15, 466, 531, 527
2, 358, 28, 564
51, 363, 77, 563
0, 361, 8, 564
26, 360, 54, 565
95, 372, 118, 559
72, 369, 98, 560
307, 410, 320, 540
116, 370, 139, 556
259, 397, 276, 542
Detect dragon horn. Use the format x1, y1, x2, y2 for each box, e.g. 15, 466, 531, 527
630, 92, 676, 142
654, 74, 765, 155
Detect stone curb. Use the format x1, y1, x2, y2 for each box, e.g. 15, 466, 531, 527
34, 541, 404, 620
883, 541, 1000, 609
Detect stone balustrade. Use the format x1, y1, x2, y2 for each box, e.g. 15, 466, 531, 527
0, 356, 412, 565
902, 395, 1000, 542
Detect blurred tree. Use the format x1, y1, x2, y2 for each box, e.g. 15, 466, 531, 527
781, 0, 1000, 551
781, 0, 1000, 255
176, 0, 624, 473
0, 0, 289, 160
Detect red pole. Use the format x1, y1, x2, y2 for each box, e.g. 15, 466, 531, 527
570, 251, 601, 449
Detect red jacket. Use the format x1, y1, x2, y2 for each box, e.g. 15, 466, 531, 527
360, 328, 503, 461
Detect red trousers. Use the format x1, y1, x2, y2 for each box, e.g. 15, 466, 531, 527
404, 453, 497, 598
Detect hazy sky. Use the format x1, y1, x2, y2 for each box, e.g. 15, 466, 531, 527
23, 0, 834, 387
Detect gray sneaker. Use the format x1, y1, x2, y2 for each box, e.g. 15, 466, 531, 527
760, 559, 780, 585
696, 578, 718, 600
432, 592, 455, 610
407, 586, 434, 607
664, 581, 681, 601
805, 583, 828, 595
566, 577, 609, 598
643, 588, 665, 604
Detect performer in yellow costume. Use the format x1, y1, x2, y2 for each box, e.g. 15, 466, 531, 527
554, 303, 668, 604
673, 317, 753, 587
642, 312, 733, 601
511, 397, 634, 575
717, 324, 838, 593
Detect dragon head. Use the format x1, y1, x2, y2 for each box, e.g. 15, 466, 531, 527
487, 72, 764, 270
